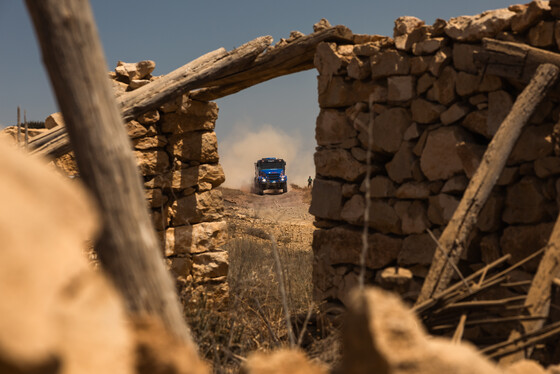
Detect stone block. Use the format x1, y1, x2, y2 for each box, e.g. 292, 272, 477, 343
430, 66, 457, 105
411, 98, 446, 124
441, 175, 468, 194
416, 73, 435, 95
341, 195, 402, 234
428, 47, 452, 76
412, 37, 446, 55
461, 110, 492, 138
509, 123, 554, 165
394, 200, 430, 234
441, 102, 470, 125
371, 108, 411, 153
164, 221, 228, 256
535, 156, 560, 178
45, 112, 65, 129
394, 182, 430, 199
456, 141, 485, 179
309, 178, 344, 221
318, 75, 379, 108
488, 90, 513, 135
312, 225, 402, 269
314, 42, 351, 76
161, 111, 217, 134
169, 189, 223, 226
455, 71, 480, 96
501, 222, 554, 272
480, 234, 502, 264
133, 135, 167, 150
444, 8, 515, 42
511, 1, 550, 33
146, 164, 225, 191
347, 56, 371, 80
115, 60, 155, 81
125, 120, 148, 139
386, 142, 416, 183
503, 177, 547, 224
145, 188, 168, 208
420, 126, 473, 180
477, 193, 504, 232
137, 110, 160, 125
134, 150, 170, 176
410, 56, 432, 75
528, 20, 555, 47
192, 250, 229, 279
167, 131, 219, 163
361, 176, 396, 198
371, 50, 411, 78
394, 16, 425, 36
428, 193, 460, 225
453, 44, 483, 74
314, 148, 366, 182
316, 109, 357, 146
398, 233, 436, 266
388, 75, 416, 102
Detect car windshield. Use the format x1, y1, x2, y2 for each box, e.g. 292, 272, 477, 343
259, 161, 284, 170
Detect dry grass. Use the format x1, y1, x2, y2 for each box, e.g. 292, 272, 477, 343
184, 235, 339, 373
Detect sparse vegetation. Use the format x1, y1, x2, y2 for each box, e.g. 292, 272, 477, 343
184, 187, 339, 373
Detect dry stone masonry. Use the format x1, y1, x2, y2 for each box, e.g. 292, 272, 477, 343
42, 60, 229, 299
310, 1, 560, 308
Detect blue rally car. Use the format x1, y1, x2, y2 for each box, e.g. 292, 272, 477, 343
254, 157, 288, 195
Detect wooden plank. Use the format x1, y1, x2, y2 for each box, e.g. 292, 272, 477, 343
415, 63, 560, 305
25, 0, 195, 346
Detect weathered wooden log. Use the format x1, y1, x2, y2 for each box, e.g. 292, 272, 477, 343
416, 64, 560, 305
191, 25, 353, 101
25, 0, 195, 346
475, 37, 560, 82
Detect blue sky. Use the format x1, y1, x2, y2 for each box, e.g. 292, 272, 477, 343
0, 0, 516, 186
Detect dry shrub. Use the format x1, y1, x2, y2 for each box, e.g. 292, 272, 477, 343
184, 235, 336, 373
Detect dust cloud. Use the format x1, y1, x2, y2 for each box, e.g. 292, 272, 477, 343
218, 124, 315, 190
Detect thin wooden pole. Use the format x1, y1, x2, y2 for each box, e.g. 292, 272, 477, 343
16, 106, 20, 146
416, 63, 560, 305
25, 0, 194, 346
24, 110, 29, 149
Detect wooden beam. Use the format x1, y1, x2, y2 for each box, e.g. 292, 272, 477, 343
415, 63, 560, 305
25, 0, 195, 346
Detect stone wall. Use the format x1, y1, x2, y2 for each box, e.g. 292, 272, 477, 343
311, 1, 560, 307
45, 60, 229, 298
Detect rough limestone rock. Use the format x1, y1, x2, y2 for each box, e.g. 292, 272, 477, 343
488, 90, 513, 134
115, 60, 155, 82
395, 181, 430, 199
314, 148, 366, 182
164, 221, 228, 257
477, 193, 504, 232
161, 110, 217, 134
509, 123, 554, 165
169, 189, 223, 226
453, 44, 484, 74
316, 109, 357, 146
420, 126, 472, 180
444, 8, 516, 42
528, 20, 555, 47
534, 156, 560, 178
430, 66, 457, 106
511, 1, 551, 33
342, 287, 503, 374
386, 142, 416, 183
371, 50, 411, 78
341, 195, 402, 234
394, 200, 430, 234
388, 75, 416, 102
318, 75, 380, 107
411, 98, 446, 124
192, 250, 229, 279
45, 112, 65, 129
362, 176, 396, 198
428, 193, 460, 225
461, 110, 492, 138
133, 135, 168, 150
312, 225, 402, 269
372, 108, 411, 153
429, 47, 452, 76
441, 102, 470, 125
503, 177, 547, 224
412, 37, 446, 55
146, 164, 225, 191
348, 56, 372, 80
135, 150, 170, 176
0, 140, 134, 373
126, 120, 149, 139
241, 349, 327, 374
456, 141, 485, 179
394, 16, 425, 37
314, 42, 352, 76
500, 222, 554, 271
309, 178, 343, 220
167, 131, 219, 163
145, 188, 168, 208
398, 233, 437, 266
441, 175, 468, 194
